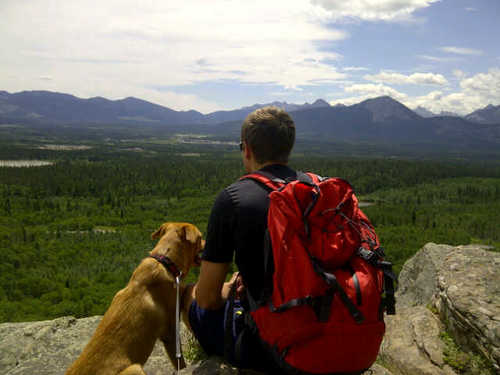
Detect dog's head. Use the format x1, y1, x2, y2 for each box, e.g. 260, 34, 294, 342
150, 222, 204, 275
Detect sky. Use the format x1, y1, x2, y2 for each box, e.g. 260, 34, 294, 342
1, 0, 499, 115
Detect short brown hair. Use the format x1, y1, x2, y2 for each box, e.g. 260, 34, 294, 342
241, 106, 295, 164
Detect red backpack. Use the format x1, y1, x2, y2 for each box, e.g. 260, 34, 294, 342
239, 171, 396, 374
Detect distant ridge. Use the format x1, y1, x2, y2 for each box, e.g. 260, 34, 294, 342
352, 96, 420, 122
0, 90, 499, 149
0, 90, 204, 125
0, 90, 332, 126
412, 106, 461, 119
201, 98, 330, 124
465, 104, 500, 124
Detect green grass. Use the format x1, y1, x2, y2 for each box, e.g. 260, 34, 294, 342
440, 332, 496, 374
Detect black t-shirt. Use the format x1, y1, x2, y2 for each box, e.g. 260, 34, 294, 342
202, 164, 297, 301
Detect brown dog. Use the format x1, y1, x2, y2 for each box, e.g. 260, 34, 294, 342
65, 222, 204, 375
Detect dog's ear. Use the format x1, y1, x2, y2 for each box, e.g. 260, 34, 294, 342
151, 222, 171, 240
182, 224, 201, 245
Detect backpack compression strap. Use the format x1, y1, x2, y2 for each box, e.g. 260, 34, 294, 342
357, 247, 397, 315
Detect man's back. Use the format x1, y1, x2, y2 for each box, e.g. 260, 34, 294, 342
189, 106, 297, 371
202, 164, 297, 301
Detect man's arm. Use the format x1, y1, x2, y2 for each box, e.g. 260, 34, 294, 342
194, 260, 231, 310
194, 187, 237, 310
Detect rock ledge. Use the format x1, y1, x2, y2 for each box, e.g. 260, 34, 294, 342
1, 243, 498, 374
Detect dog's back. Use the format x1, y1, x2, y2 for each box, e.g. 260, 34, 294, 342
66, 259, 168, 374
66, 222, 203, 375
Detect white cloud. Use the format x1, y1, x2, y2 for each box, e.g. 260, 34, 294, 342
408, 69, 500, 114
452, 69, 466, 80
331, 68, 500, 115
407, 90, 444, 111
364, 71, 448, 85
408, 91, 484, 115
343, 66, 370, 72
460, 68, 500, 100
269, 91, 291, 98
0, 0, 348, 111
311, 0, 439, 21
344, 84, 408, 100
440, 46, 483, 55
417, 55, 461, 63
330, 83, 408, 106
465, 7, 477, 12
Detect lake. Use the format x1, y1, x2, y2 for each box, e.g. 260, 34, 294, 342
0, 160, 54, 167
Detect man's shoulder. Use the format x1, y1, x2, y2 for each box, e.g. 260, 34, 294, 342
212, 178, 260, 207
224, 177, 260, 196
222, 165, 297, 204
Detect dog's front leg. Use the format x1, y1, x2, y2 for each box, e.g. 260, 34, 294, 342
118, 364, 147, 375
180, 284, 196, 333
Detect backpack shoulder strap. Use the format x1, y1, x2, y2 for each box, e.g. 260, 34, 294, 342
240, 171, 287, 191
241, 170, 321, 189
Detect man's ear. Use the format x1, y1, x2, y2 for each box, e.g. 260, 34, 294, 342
244, 140, 252, 159
182, 224, 201, 245
151, 222, 171, 240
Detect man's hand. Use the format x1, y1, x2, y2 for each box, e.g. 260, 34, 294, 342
222, 272, 246, 300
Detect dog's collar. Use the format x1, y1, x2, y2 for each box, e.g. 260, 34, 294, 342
149, 254, 181, 278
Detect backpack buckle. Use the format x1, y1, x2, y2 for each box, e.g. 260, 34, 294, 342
356, 247, 378, 265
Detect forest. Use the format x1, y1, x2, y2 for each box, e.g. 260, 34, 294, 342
1, 134, 499, 323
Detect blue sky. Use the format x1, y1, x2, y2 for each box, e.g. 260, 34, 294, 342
1, 0, 499, 114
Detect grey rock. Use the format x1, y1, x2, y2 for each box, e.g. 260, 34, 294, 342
396, 243, 454, 308
381, 243, 499, 373
1, 243, 498, 374
0, 313, 389, 375
380, 306, 454, 375
434, 244, 500, 370
0, 316, 176, 375
177, 357, 391, 375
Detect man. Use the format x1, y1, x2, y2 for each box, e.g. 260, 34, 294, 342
187, 106, 297, 370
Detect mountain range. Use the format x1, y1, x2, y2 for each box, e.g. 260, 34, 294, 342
0, 90, 333, 126
2, 90, 499, 126
1, 90, 499, 149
